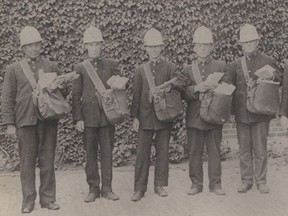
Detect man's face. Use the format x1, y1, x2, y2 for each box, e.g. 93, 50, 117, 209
22, 42, 41, 59
145, 45, 163, 61
193, 43, 214, 58
241, 40, 259, 54
85, 42, 103, 58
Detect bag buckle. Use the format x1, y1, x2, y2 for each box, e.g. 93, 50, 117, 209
153, 89, 164, 102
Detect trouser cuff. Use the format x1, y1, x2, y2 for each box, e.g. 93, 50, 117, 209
89, 185, 100, 192
256, 180, 267, 186
134, 185, 147, 192
209, 184, 221, 190
101, 186, 112, 193
241, 179, 253, 185
154, 181, 168, 187
40, 198, 55, 206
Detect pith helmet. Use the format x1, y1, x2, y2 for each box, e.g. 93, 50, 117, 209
20, 26, 42, 47
83, 26, 104, 44
239, 24, 260, 43
193, 26, 213, 44
143, 28, 164, 46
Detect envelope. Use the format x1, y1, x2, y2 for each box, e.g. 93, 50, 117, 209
107, 75, 128, 89
38, 72, 57, 88
255, 65, 275, 77
204, 72, 224, 85
214, 82, 236, 95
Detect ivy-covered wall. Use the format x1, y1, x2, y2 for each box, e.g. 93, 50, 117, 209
0, 0, 287, 170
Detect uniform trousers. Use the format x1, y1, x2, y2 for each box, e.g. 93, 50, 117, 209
236, 121, 270, 186
84, 126, 115, 193
134, 129, 171, 192
187, 127, 222, 190
17, 120, 58, 208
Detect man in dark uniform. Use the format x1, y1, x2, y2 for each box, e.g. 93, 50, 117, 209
130, 28, 183, 202
2, 26, 65, 213
280, 60, 288, 129
183, 26, 226, 196
72, 26, 120, 202
226, 24, 282, 193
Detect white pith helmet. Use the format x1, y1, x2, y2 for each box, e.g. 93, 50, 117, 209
193, 26, 213, 44
20, 26, 42, 47
83, 26, 104, 44
239, 24, 260, 43
143, 28, 164, 46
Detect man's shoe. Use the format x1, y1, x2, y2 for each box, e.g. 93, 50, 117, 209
187, 187, 202, 195
41, 202, 60, 210
154, 186, 168, 197
21, 203, 34, 214
131, 191, 145, 202
237, 183, 253, 193
84, 191, 100, 202
210, 188, 226, 195
257, 184, 270, 194
101, 191, 120, 201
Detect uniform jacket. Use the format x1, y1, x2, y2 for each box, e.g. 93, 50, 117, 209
225, 51, 282, 124
183, 58, 226, 130
131, 58, 183, 130
2, 56, 64, 128
72, 58, 119, 127
279, 61, 288, 117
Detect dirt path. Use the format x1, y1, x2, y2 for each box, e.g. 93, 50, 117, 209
0, 159, 287, 216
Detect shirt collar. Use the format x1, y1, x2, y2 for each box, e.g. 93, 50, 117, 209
245, 50, 259, 60
26, 56, 41, 64
197, 56, 212, 65
88, 57, 101, 64
150, 57, 163, 67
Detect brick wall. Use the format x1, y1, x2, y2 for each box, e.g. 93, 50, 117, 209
221, 118, 288, 160
222, 118, 286, 140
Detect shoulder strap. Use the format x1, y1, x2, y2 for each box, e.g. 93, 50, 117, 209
143, 62, 157, 103
83, 60, 106, 94
143, 62, 156, 93
19, 60, 37, 88
240, 56, 250, 82
190, 62, 203, 84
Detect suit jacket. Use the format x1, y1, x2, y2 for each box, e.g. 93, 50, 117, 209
131, 57, 180, 130
72, 58, 119, 127
225, 51, 282, 124
2, 56, 63, 128
279, 61, 288, 117
183, 58, 226, 130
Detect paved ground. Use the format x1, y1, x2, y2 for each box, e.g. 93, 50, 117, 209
0, 159, 287, 216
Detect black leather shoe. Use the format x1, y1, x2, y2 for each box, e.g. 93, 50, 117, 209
187, 187, 202, 195
85, 186, 100, 202
237, 183, 253, 193
154, 186, 168, 197
21, 203, 34, 214
257, 184, 270, 194
101, 191, 120, 201
131, 191, 145, 202
41, 202, 60, 210
84, 191, 100, 202
210, 188, 226, 195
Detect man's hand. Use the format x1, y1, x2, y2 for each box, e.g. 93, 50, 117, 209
194, 82, 212, 93
6, 125, 17, 140
75, 120, 85, 132
107, 75, 128, 90
132, 118, 140, 132
49, 80, 65, 90
50, 72, 79, 90
258, 70, 274, 80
